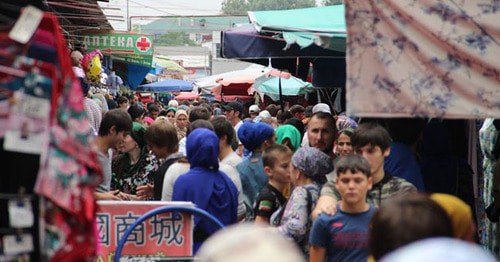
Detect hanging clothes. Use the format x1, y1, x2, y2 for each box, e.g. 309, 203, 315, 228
0, 9, 102, 261
479, 119, 500, 256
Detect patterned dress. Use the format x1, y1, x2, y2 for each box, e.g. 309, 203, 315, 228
275, 182, 320, 256
111, 148, 158, 196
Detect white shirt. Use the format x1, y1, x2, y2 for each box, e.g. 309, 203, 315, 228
221, 151, 242, 169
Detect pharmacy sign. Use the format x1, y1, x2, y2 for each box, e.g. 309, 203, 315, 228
82, 33, 154, 56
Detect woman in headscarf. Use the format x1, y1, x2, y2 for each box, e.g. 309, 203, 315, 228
111, 122, 158, 200
236, 122, 276, 208
275, 124, 301, 152
172, 128, 238, 253
165, 107, 177, 125
334, 128, 355, 157
273, 146, 334, 256
175, 109, 188, 140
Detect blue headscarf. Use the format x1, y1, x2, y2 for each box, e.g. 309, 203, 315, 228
172, 128, 238, 251
238, 122, 274, 151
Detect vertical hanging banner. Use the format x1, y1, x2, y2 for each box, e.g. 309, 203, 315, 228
82, 32, 154, 67
96, 201, 194, 261
345, 0, 500, 118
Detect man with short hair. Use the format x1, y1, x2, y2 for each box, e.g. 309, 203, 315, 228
224, 101, 244, 131
224, 101, 244, 155
301, 104, 334, 148
210, 116, 242, 168
107, 70, 123, 97
143, 119, 182, 200
178, 106, 211, 156
289, 104, 305, 121
307, 112, 336, 159
94, 109, 133, 200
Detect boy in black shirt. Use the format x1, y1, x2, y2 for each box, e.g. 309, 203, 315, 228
254, 144, 292, 224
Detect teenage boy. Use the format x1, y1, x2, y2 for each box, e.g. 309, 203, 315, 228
312, 122, 416, 219
224, 101, 244, 155
94, 109, 133, 200
309, 154, 376, 262
254, 144, 292, 224
143, 118, 182, 200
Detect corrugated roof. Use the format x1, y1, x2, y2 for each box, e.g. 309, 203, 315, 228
46, 0, 113, 36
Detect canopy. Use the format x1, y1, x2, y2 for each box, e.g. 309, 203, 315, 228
194, 65, 271, 94
248, 5, 346, 52
153, 55, 188, 73
137, 79, 193, 92
221, 25, 343, 59
252, 75, 315, 101
175, 91, 199, 101
220, 5, 347, 89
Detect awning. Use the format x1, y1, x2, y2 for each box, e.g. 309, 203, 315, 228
222, 25, 343, 59
248, 5, 346, 52
220, 5, 347, 89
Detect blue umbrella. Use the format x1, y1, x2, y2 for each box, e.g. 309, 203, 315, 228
138, 79, 193, 92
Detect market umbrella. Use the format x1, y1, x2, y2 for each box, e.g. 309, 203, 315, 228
153, 55, 188, 73
137, 79, 193, 92
175, 91, 199, 101
252, 74, 314, 101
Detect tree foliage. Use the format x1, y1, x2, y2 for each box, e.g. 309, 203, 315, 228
322, 0, 343, 6
222, 0, 316, 14
221, 0, 248, 15
154, 32, 197, 46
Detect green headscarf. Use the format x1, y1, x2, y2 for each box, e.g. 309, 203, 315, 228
275, 124, 301, 152
130, 122, 147, 148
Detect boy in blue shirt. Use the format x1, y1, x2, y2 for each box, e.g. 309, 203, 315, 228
309, 154, 376, 262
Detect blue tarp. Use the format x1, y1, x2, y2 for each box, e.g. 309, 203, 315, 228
128, 64, 151, 89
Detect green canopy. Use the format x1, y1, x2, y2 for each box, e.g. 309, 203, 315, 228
248, 5, 346, 52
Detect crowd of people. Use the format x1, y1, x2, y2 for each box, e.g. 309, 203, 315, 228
76, 73, 495, 261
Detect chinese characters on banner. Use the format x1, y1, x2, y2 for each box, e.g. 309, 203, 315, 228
96, 201, 194, 261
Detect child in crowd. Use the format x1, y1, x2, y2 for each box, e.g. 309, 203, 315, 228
254, 144, 292, 224
309, 154, 376, 262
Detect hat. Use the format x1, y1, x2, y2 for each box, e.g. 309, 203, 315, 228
249, 105, 261, 114
213, 107, 223, 116
336, 115, 358, 131
258, 110, 271, 118
178, 104, 190, 111
175, 109, 188, 119
166, 107, 177, 113
143, 116, 154, 125
292, 146, 333, 181
238, 122, 274, 151
130, 122, 147, 148
430, 193, 473, 240
312, 103, 331, 114
168, 99, 179, 108
224, 101, 243, 114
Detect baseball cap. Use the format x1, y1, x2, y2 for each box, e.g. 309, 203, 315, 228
249, 105, 261, 114
312, 103, 331, 114
223, 101, 243, 114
